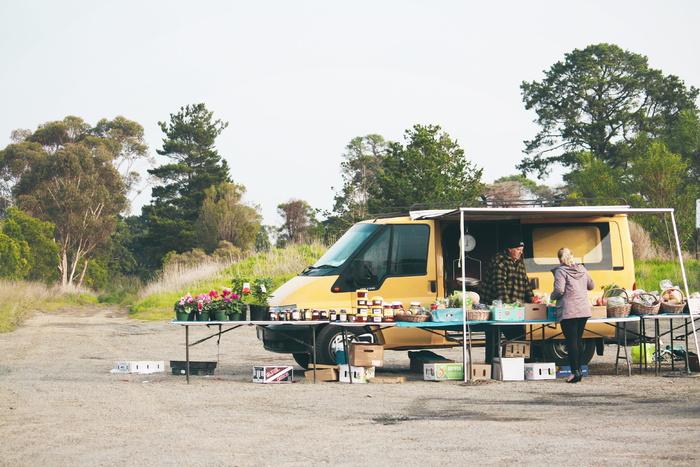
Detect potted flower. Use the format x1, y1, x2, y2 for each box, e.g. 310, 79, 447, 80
221, 288, 246, 321
205, 290, 229, 321
174, 293, 196, 321
193, 292, 213, 321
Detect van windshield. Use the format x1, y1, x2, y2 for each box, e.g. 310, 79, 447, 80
304, 223, 380, 274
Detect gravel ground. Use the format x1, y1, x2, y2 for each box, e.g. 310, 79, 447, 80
1, 305, 699, 467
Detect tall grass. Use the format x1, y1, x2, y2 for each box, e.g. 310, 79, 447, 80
0, 280, 98, 333
635, 259, 700, 293
130, 242, 327, 321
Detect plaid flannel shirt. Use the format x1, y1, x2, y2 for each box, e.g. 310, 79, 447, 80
481, 250, 534, 305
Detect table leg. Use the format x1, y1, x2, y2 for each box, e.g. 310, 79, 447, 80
311, 326, 316, 383
639, 319, 645, 374
655, 319, 660, 376
624, 322, 631, 376
670, 320, 675, 371
185, 325, 190, 385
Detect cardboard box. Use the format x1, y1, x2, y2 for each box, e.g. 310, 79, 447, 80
490, 306, 525, 321
502, 341, 531, 358
349, 343, 384, 367
591, 305, 607, 319
369, 375, 407, 383
423, 363, 464, 381
555, 365, 589, 377
111, 361, 165, 374
524, 362, 556, 380
304, 364, 338, 381
253, 365, 293, 383
547, 306, 557, 320
523, 303, 547, 320
338, 365, 375, 383
492, 357, 525, 381
470, 364, 492, 380
408, 350, 455, 373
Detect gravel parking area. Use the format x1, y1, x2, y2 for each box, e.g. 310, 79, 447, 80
1, 305, 699, 466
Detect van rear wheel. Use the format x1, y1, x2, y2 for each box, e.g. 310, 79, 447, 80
536, 339, 596, 366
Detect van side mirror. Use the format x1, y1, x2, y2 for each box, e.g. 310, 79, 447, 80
530, 277, 539, 290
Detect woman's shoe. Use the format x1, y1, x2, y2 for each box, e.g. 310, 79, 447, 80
566, 370, 582, 383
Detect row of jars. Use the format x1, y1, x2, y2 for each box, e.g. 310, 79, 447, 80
268, 301, 424, 323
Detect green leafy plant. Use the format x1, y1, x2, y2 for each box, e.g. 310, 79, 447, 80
231, 277, 273, 306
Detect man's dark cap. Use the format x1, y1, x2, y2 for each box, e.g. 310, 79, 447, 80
505, 234, 524, 249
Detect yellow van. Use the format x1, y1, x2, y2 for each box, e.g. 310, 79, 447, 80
259, 204, 669, 367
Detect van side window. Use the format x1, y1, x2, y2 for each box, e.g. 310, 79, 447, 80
335, 224, 430, 291
390, 224, 429, 275
523, 223, 613, 272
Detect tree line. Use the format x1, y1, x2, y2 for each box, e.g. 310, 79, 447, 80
0, 43, 698, 288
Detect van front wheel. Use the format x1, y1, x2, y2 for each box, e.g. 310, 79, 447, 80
538, 338, 596, 366
315, 325, 364, 366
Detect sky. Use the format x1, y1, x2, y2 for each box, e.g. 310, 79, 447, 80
2, 1, 699, 226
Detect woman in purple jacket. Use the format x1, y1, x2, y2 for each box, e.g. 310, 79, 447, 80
550, 247, 595, 383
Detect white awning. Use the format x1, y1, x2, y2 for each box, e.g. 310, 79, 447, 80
410, 205, 674, 221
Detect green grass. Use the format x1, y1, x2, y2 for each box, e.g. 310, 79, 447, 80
635, 259, 700, 294
130, 243, 326, 321
0, 281, 98, 333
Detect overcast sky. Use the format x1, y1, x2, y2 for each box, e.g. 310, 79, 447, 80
2, 1, 699, 225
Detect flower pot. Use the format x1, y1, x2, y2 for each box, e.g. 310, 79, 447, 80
175, 311, 193, 321
196, 311, 211, 322
212, 310, 228, 321
228, 312, 245, 321
249, 305, 270, 321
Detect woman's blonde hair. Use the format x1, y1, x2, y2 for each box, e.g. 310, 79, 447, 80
558, 247, 575, 266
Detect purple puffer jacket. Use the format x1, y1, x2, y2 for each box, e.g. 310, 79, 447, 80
550, 263, 595, 323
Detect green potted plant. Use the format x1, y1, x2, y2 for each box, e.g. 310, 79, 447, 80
174, 293, 196, 321
205, 290, 229, 321
231, 277, 274, 320
221, 288, 246, 321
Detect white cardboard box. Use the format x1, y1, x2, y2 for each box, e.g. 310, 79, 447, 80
492, 357, 525, 381
338, 365, 375, 383
110, 361, 164, 374
524, 362, 556, 380
253, 365, 293, 383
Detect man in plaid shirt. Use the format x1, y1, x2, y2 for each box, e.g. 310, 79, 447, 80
482, 233, 534, 364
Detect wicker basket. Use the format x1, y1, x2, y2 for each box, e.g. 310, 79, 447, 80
630, 293, 660, 316
604, 288, 631, 318
394, 313, 430, 322
660, 289, 686, 314
466, 310, 491, 321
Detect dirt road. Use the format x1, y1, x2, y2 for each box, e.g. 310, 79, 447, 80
1, 305, 699, 466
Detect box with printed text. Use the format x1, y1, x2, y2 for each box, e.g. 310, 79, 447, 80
253, 365, 293, 383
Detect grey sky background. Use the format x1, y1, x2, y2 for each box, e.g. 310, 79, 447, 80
2, 1, 698, 225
